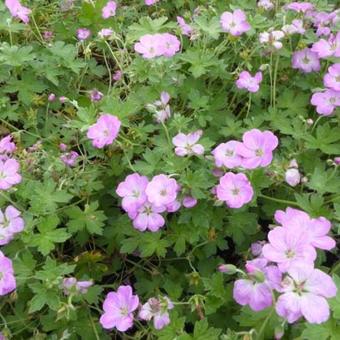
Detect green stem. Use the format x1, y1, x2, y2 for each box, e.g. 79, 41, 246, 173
161, 121, 172, 147
258, 194, 300, 207
273, 55, 280, 111
256, 308, 274, 340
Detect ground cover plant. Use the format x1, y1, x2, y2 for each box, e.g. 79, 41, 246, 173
0, 0, 340, 339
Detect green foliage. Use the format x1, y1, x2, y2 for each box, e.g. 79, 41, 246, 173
0, 0, 339, 339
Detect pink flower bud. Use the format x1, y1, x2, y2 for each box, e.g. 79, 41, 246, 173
182, 196, 197, 208
285, 168, 301, 187
48, 93, 56, 102
288, 159, 298, 168
218, 264, 237, 274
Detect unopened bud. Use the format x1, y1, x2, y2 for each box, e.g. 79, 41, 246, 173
285, 168, 301, 187
288, 159, 298, 169
306, 118, 313, 126
274, 325, 284, 339
218, 264, 237, 274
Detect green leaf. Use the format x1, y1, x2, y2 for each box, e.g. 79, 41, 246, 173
0, 43, 36, 66
31, 215, 71, 255
193, 319, 221, 340
65, 202, 107, 235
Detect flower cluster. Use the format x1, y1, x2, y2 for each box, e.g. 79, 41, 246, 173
116, 173, 182, 232
212, 129, 279, 170
134, 33, 181, 59
100, 285, 172, 332
229, 207, 337, 324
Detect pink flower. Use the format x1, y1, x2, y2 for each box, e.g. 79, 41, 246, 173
98, 28, 113, 39
182, 196, 197, 208
311, 33, 340, 58
132, 201, 166, 232
282, 19, 305, 35
310, 89, 340, 116
292, 48, 320, 73
165, 200, 181, 213
145, 174, 179, 207
177, 16, 192, 36
0, 158, 21, 190
276, 264, 336, 324
43, 30, 54, 41
145, 0, 160, 5
220, 9, 250, 36
0, 206, 24, 246
113, 70, 122, 81
139, 297, 174, 330
62, 278, 93, 295
0, 251, 16, 296
87, 114, 121, 148
59, 143, 67, 152
5, 0, 31, 24
236, 71, 263, 93
212, 141, 243, 168
102, 1, 116, 19
60, 151, 79, 167
0, 136, 16, 155
259, 30, 284, 50
59, 96, 67, 103
89, 89, 103, 102
216, 172, 253, 209
323, 63, 340, 91
285, 2, 314, 13
159, 33, 181, 57
262, 226, 316, 272
251, 241, 266, 257
48, 93, 56, 102
236, 129, 279, 169
100, 285, 139, 331
77, 28, 91, 41
285, 168, 301, 187
148, 91, 171, 123
258, 0, 274, 10
116, 173, 148, 214
172, 130, 204, 157
134, 34, 163, 59
274, 207, 336, 251
233, 258, 281, 311
135, 33, 180, 59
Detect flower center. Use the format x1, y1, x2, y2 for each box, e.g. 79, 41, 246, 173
285, 249, 295, 258
302, 56, 310, 64
160, 189, 167, 196
329, 97, 336, 104
294, 281, 306, 295
132, 190, 140, 198
120, 306, 129, 316
144, 206, 153, 215
336, 76, 340, 82
232, 188, 240, 195
225, 149, 234, 157
255, 149, 263, 156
